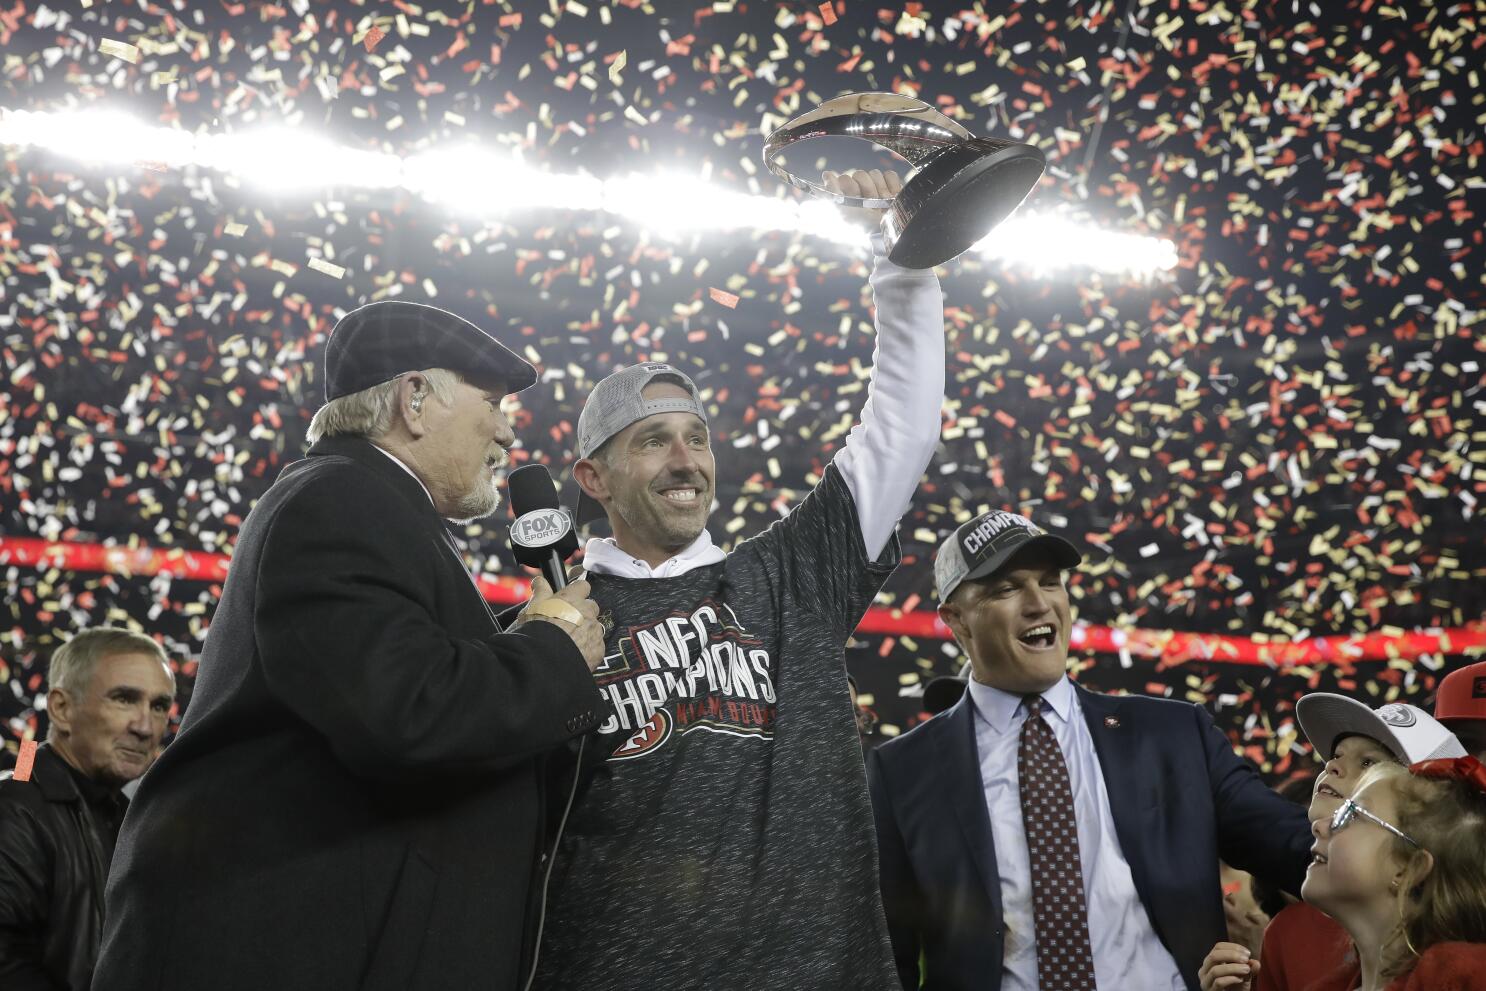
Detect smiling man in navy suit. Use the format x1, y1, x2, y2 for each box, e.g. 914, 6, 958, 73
866, 510, 1312, 991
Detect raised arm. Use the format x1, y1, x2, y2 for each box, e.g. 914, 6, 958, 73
827, 170, 947, 560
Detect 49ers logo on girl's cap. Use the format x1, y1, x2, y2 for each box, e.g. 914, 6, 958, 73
1377, 704, 1418, 728
611, 709, 673, 761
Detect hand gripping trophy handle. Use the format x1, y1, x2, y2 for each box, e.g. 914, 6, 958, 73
763, 92, 1046, 269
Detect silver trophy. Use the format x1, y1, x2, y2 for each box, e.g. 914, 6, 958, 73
763, 92, 1045, 269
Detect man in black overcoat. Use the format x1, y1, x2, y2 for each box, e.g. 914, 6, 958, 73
93, 301, 608, 991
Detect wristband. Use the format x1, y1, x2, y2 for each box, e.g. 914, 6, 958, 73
525, 598, 584, 627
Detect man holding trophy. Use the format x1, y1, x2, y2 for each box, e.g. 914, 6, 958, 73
526, 95, 1043, 988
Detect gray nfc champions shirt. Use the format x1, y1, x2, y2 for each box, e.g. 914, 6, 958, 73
533, 465, 901, 990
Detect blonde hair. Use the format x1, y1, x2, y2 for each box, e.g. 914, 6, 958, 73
307, 367, 460, 444
1354, 761, 1486, 977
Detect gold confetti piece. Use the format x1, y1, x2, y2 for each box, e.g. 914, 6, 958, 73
708, 288, 740, 308
444, 111, 466, 126
152, 69, 178, 86
1152, 14, 1183, 49
223, 222, 248, 236
100, 39, 141, 64
269, 259, 298, 276
609, 50, 626, 85
1067, 56, 1086, 71
308, 258, 346, 279
380, 64, 405, 82
623, 104, 648, 126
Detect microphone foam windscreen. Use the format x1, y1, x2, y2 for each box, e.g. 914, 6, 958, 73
508, 463, 562, 513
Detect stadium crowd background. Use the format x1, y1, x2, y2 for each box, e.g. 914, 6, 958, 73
1, 0, 1482, 777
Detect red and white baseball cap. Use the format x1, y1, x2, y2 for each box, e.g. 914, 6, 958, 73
1297, 693, 1467, 764
1434, 661, 1486, 725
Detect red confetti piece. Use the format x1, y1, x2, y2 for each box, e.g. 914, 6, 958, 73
708, 287, 739, 308
819, 2, 837, 25
363, 25, 385, 52
13, 739, 36, 782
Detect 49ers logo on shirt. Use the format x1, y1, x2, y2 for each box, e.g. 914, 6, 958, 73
610, 710, 673, 761
595, 598, 777, 761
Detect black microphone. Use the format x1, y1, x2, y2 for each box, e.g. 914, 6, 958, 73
507, 464, 579, 590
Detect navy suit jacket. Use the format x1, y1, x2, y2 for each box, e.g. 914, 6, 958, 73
866, 684, 1312, 991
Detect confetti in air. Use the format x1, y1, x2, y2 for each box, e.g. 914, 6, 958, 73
0, 0, 1482, 770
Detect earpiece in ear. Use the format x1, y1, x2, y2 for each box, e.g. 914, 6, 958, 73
410, 391, 425, 413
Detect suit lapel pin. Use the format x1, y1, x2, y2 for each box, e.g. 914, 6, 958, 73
1104, 715, 1121, 729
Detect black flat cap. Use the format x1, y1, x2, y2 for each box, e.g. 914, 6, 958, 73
323, 300, 537, 401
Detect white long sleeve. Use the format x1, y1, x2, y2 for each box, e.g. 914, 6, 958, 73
833, 234, 946, 560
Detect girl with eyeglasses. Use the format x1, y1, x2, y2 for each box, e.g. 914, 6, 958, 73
1203, 756, 1486, 990
1213, 697, 1467, 991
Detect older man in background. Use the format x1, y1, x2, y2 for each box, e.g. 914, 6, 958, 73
0, 627, 175, 991
94, 301, 608, 991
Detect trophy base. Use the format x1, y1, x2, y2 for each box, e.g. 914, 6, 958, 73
883, 138, 1046, 269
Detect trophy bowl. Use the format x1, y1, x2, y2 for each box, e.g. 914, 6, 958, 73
763, 93, 1046, 269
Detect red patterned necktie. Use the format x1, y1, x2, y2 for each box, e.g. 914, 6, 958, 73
1017, 695, 1097, 990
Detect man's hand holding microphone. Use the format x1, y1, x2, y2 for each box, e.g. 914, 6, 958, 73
513, 576, 604, 673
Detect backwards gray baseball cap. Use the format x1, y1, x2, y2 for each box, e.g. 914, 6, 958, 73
574, 362, 708, 525
934, 509, 1082, 604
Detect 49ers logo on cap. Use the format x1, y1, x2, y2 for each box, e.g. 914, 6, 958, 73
1377, 704, 1418, 728
510, 507, 571, 548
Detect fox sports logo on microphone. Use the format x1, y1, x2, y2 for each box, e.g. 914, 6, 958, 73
511, 507, 572, 548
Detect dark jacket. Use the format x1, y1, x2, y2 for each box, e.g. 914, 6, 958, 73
866, 684, 1312, 991
0, 744, 119, 991
93, 436, 606, 991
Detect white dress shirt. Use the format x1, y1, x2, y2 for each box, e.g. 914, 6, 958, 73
585, 235, 943, 579
965, 675, 1185, 991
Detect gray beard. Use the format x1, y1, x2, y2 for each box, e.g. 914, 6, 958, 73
447, 477, 502, 524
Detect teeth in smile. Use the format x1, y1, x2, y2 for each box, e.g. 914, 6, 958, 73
1019, 625, 1054, 643
661, 489, 698, 503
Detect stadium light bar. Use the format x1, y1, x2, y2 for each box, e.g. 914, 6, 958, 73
976, 213, 1180, 276
197, 127, 403, 193
0, 106, 194, 169
0, 106, 1177, 275
403, 145, 604, 213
